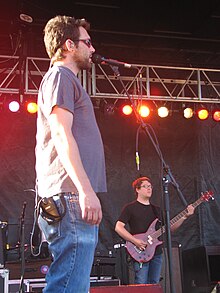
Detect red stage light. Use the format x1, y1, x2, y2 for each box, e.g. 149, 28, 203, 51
213, 110, 220, 122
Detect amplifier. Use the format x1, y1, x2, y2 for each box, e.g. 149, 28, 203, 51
90, 276, 120, 287
0, 224, 7, 266
182, 245, 220, 293
5, 259, 51, 280
91, 256, 117, 278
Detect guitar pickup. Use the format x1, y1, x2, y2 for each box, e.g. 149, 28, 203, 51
134, 246, 142, 254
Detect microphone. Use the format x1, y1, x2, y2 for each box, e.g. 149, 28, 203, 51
92, 53, 134, 69
135, 151, 140, 171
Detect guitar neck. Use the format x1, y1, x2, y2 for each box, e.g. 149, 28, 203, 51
170, 197, 203, 226
154, 196, 205, 238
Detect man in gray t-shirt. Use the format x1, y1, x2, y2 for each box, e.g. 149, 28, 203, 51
36, 65, 106, 198
35, 16, 107, 293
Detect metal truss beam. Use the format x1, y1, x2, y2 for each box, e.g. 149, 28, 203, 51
0, 55, 220, 104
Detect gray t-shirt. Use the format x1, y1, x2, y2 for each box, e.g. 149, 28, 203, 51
35, 65, 107, 197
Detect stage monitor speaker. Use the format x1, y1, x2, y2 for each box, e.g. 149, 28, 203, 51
90, 284, 163, 293
160, 245, 183, 293
182, 245, 220, 293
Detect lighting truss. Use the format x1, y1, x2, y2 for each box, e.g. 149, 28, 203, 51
0, 55, 220, 104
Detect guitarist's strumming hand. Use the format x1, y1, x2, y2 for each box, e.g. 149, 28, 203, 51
115, 220, 148, 251
134, 238, 147, 251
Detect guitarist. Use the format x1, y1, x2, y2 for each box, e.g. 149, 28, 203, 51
115, 176, 194, 284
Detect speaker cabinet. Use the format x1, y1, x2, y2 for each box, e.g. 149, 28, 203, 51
182, 246, 220, 293
160, 245, 183, 293
91, 256, 117, 278
114, 244, 129, 285
0, 225, 7, 266
0, 229, 4, 266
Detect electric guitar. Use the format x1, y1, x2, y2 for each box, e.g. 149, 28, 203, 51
126, 190, 214, 263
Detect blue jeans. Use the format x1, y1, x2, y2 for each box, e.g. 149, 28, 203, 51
133, 253, 163, 284
38, 193, 98, 293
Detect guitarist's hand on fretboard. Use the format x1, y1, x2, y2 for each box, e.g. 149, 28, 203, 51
185, 204, 195, 218
171, 204, 195, 231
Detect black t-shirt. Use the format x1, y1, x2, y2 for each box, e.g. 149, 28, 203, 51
118, 200, 163, 255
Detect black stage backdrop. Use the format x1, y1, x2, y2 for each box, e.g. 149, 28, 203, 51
0, 107, 220, 259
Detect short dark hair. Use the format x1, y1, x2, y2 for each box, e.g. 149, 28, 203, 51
132, 176, 152, 196
44, 15, 90, 61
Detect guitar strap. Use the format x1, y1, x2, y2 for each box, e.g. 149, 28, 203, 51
151, 204, 164, 228
151, 204, 160, 220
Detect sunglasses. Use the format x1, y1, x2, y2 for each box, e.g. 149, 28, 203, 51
76, 39, 93, 48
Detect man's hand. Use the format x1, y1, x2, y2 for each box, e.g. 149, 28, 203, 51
185, 204, 195, 218
134, 238, 147, 251
79, 192, 102, 225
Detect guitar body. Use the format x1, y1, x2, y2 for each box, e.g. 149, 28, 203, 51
126, 218, 163, 263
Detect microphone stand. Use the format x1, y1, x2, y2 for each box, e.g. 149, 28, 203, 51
162, 168, 176, 293
109, 65, 188, 293
19, 201, 27, 293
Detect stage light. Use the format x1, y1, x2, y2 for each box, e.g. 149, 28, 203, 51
213, 110, 220, 122
122, 104, 133, 116
197, 108, 209, 120
26, 102, 38, 114
138, 105, 150, 118
8, 101, 20, 113
158, 106, 169, 118
183, 107, 194, 119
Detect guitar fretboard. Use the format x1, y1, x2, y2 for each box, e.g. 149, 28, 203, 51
151, 194, 211, 240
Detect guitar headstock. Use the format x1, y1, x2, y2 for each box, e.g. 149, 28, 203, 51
201, 190, 214, 201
